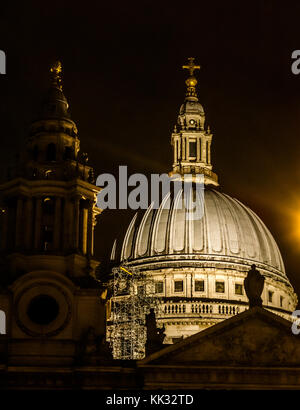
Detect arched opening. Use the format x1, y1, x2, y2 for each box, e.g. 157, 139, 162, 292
42, 197, 55, 251
0, 310, 6, 334
63, 146, 73, 160
46, 143, 56, 161
33, 145, 39, 161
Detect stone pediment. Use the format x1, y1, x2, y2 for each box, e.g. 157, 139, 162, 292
139, 307, 300, 367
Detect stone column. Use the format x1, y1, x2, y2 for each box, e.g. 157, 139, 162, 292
182, 138, 186, 161
81, 206, 88, 255
91, 213, 96, 256
34, 198, 42, 250
86, 203, 93, 256
63, 199, 72, 251
25, 197, 33, 249
73, 196, 80, 251
173, 138, 177, 163
54, 197, 62, 250
186, 137, 189, 159
197, 138, 201, 161
15, 198, 23, 249
203, 139, 207, 164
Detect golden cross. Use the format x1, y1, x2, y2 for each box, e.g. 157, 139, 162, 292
50, 60, 63, 90
182, 57, 200, 76
50, 60, 62, 75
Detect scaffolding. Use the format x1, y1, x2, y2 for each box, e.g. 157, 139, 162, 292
106, 265, 158, 360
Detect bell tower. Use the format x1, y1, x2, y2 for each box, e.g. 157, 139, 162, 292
0, 61, 101, 279
0, 62, 107, 368
171, 58, 218, 186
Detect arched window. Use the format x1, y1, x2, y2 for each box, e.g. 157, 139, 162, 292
42, 197, 55, 214
0, 310, 6, 334
63, 146, 73, 160
46, 143, 56, 161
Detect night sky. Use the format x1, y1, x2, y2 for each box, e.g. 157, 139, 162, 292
1, 1, 300, 298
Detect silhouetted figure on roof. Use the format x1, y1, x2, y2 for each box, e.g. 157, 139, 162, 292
244, 264, 265, 308
145, 308, 165, 356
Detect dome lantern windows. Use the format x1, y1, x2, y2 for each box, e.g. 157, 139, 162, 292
189, 141, 197, 158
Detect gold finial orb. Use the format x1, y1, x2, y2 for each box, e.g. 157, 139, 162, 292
182, 57, 200, 97
185, 76, 197, 87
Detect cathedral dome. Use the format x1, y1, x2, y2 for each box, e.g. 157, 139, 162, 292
108, 58, 297, 350
118, 187, 285, 277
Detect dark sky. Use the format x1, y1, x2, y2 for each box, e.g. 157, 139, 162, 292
1, 1, 300, 296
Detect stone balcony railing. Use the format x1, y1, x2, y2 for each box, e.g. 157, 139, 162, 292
157, 301, 246, 318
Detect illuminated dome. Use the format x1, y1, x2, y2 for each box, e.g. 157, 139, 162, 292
109, 58, 297, 345
119, 188, 285, 275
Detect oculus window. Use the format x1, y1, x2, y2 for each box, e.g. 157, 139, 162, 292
27, 295, 59, 325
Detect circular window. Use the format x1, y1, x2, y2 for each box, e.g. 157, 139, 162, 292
189, 119, 195, 125
27, 294, 59, 325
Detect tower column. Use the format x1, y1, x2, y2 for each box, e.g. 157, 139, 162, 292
182, 138, 186, 161
197, 138, 200, 161
73, 196, 80, 251
82, 205, 88, 254
63, 199, 72, 250
91, 212, 97, 256
34, 198, 42, 250
15, 198, 23, 249
186, 137, 189, 160
86, 202, 93, 256
25, 197, 33, 249
54, 197, 62, 249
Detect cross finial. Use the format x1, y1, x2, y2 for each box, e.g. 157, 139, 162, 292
50, 60, 63, 90
182, 57, 200, 76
